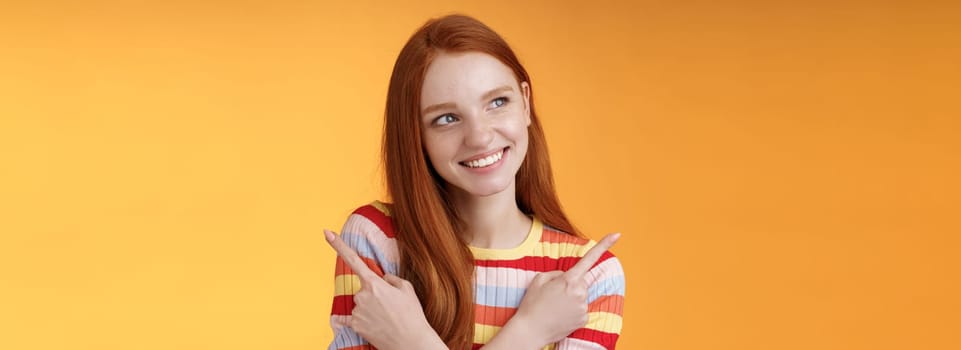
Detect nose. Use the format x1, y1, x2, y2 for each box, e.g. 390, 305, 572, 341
463, 115, 495, 149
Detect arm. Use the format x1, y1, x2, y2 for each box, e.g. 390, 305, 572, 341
478, 316, 554, 350
327, 205, 453, 350
484, 234, 624, 350
328, 208, 394, 350
555, 249, 626, 350
329, 253, 376, 349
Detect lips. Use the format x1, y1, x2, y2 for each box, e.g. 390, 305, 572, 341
459, 147, 508, 168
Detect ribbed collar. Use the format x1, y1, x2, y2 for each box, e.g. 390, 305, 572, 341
469, 216, 542, 260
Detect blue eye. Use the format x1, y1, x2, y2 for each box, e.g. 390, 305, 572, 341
490, 97, 508, 108
434, 114, 457, 126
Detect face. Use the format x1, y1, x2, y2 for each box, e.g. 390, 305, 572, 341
419, 51, 531, 198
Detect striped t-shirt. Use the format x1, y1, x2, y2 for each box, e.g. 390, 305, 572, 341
329, 202, 625, 350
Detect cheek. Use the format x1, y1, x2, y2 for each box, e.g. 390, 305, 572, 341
502, 117, 530, 143
422, 134, 455, 166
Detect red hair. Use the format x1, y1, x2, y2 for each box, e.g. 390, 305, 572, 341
382, 14, 581, 349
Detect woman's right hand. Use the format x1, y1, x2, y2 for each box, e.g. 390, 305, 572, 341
507, 233, 621, 346
324, 229, 448, 350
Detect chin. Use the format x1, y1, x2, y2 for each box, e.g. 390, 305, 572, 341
458, 181, 512, 198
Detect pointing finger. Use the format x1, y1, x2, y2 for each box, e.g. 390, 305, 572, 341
325, 229, 380, 282
565, 232, 620, 279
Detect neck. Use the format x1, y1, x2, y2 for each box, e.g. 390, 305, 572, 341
449, 183, 532, 249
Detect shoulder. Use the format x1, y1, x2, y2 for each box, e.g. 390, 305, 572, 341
338, 201, 399, 273
540, 226, 620, 268
342, 200, 396, 238
541, 225, 625, 288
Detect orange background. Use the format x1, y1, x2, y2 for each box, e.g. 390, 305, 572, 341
1, 1, 959, 349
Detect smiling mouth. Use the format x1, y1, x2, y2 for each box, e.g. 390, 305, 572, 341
459, 147, 508, 168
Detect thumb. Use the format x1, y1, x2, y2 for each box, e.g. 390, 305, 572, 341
532, 270, 563, 287
383, 274, 410, 289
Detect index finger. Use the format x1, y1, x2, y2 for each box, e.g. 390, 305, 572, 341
565, 232, 621, 278
324, 229, 379, 281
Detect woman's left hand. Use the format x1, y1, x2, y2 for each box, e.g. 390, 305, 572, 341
324, 229, 446, 350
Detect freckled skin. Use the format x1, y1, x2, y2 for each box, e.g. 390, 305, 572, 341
419, 51, 531, 196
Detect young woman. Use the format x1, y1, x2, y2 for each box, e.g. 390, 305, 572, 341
324, 14, 625, 350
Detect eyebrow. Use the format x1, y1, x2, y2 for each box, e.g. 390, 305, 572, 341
421, 85, 515, 117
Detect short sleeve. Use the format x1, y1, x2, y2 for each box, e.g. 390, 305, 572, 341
328, 203, 400, 350
556, 247, 626, 350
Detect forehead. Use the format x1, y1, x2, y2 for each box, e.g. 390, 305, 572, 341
420, 51, 518, 107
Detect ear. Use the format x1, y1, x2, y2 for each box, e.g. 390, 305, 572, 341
520, 81, 531, 126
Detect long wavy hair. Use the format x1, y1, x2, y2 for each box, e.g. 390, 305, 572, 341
382, 14, 582, 349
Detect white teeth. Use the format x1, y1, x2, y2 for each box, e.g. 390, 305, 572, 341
464, 150, 504, 168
